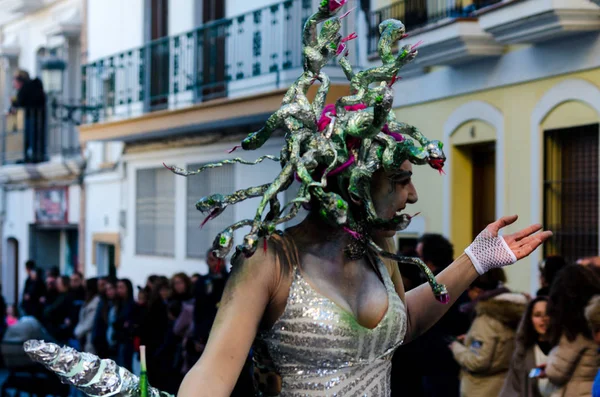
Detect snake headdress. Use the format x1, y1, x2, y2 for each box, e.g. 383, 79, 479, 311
165, 0, 449, 303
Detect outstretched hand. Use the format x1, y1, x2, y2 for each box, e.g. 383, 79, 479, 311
487, 215, 553, 260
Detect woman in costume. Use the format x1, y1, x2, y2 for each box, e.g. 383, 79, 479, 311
23, 1, 551, 396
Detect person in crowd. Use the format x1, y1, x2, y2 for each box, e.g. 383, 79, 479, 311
70, 271, 86, 302
110, 279, 135, 370
140, 278, 171, 392
22, 259, 46, 319
174, 295, 196, 375
74, 278, 100, 354
97, 276, 108, 299
171, 273, 193, 303
92, 279, 117, 358
145, 275, 159, 293
6, 304, 18, 327
392, 234, 471, 397
9, 69, 46, 163
583, 295, 600, 397
541, 265, 600, 396
42, 266, 60, 307
536, 256, 567, 297
193, 249, 230, 348
43, 275, 74, 343
499, 296, 554, 397
190, 273, 201, 289
450, 269, 528, 397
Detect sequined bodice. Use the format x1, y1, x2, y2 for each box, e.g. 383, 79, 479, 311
253, 255, 407, 396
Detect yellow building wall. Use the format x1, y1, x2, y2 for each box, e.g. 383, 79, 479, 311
394, 68, 600, 293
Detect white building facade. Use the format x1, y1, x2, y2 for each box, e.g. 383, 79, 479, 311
0, 0, 85, 304
80, 0, 371, 289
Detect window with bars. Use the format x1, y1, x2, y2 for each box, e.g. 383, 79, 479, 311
543, 123, 599, 264
187, 163, 235, 258
136, 168, 175, 256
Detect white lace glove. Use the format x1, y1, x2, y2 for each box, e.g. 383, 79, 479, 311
464, 229, 517, 275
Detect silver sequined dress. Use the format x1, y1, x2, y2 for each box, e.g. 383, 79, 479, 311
253, 252, 407, 396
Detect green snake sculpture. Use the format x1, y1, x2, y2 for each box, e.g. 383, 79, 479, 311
165, 0, 450, 303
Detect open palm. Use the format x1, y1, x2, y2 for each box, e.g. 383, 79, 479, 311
487, 215, 553, 260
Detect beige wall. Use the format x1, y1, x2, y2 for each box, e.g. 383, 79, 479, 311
394, 69, 600, 292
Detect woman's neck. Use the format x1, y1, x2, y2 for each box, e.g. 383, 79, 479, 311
290, 213, 355, 266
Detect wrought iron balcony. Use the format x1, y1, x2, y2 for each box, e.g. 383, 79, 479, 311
81, 0, 358, 124
0, 98, 80, 165
367, 0, 501, 54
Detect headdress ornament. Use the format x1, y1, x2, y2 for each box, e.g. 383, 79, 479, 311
166, 0, 449, 303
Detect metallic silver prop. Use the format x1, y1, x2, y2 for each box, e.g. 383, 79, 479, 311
24, 340, 173, 397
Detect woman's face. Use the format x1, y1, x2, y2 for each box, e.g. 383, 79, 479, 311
105, 284, 116, 300
173, 277, 186, 295
531, 300, 549, 336
370, 160, 419, 238
159, 286, 171, 301
117, 281, 128, 300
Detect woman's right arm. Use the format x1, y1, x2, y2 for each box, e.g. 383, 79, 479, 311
178, 245, 281, 397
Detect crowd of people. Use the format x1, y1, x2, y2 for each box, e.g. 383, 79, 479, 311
392, 234, 600, 397
12, 248, 252, 396
5, 235, 600, 396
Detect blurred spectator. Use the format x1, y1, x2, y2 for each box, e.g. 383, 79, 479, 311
92, 279, 117, 358
70, 271, 86, 302
42, 266, 60, 306
499, 296, 553, 397
111, 279, 135, 370
141, 278, 171, 392
43, 275, 74, 343
171, 273, 193, 303
74, 278, 100, 354
544, 265, 600, 395
9, 69, 46, 163
536, 256, 567, 297
190, 273, 201, 288
459, 268, 510, 319
193, 250, 229, 346
145, 275, 159, 293
450, 268, 526, 397
6, 304, 18, 327
585, 296, 600, 397
22, 259, 46, 319
392, 234, 470, 397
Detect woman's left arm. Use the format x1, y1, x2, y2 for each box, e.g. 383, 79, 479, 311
392, 215, 551, 343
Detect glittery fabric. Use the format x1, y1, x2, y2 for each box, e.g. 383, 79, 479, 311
23, 340, 172, 397
254, 256, 406, 396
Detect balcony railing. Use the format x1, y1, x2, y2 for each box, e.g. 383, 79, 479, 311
0, 99, 80, 165
82, 0, 358, 124
367, 0, 501, 54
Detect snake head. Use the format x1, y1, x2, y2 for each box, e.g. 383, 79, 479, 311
425, 140, 446, 171
379, 19, 406, 43
321, 0, 347, 13
318, 193, 348, 226
212, 230, 234, 259
241, 233, 259, 258
196, 194, 226, 213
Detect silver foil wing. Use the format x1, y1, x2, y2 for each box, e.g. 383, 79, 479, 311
24, 340, 173, 397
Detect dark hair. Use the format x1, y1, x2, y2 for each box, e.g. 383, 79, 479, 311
58, 275, 70, 290
46, 266, 60, 278
149, 278, 170, 308
417, 234, 454, 271
539, 256, 567, 287
71, 271, 83, 279
470, 268, 507, 291
118, 278, 135, 304
25, 260, 36, 271
516, 296, 548, 350
170, 273, 192, 300
85, 278, 99, 303
547, 265, 600, 346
